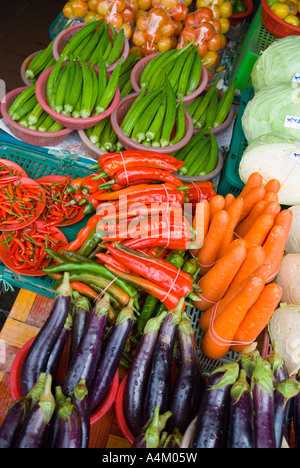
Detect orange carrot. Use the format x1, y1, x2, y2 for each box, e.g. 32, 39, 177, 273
239, 187, 266, 222
264, 192, 278, 203
199, 262, 272, 333
208, 195, 225, 222
201, 276, 265, 360
263, 224, 291, 282
264, 179, 281, 194
217, 198, 245, 258
224, 193, 235, 210
227, 245, 266, 294
275, 209, 293, 231
231, 283, 283, 353
237, 172, 263, 199
263, 202, 281, 219
197, 210, 230, 275
190, 200, 210, 256
195, 241, 248, 311
235, 200, 267, 238
243, 213, 275, 248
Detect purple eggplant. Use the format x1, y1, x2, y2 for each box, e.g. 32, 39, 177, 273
61, 294, 110, 397
71, 379, 90, 449
89, 299, 135, 414
45, 386, 67, 448
68, 292, 91, 367
192, 362, 239, 448
55, 399, 83, 448
268, 339, 289, 383
293, 371, 300, 448
132, 406, 172, 448
274, 378, 300, 448
123, 312, 167, 437
46, 312, 73, 388
167, 314, 206, 434
143, 298, 184, 425
162, 428, 183, 448
20, 273, 72, 395
251, 356, 276, 449
227, 369, 254, 448
14, 374, 55, 448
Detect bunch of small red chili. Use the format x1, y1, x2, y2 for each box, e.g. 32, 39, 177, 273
0, 224, 67, 271
39, 177, 85, 226
0, 180, 44, 227
0, 163, 24, 183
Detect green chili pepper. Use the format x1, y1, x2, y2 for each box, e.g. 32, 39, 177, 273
182, 258, 199, 276
166, 251, 185, 269
137, 294, 159, 335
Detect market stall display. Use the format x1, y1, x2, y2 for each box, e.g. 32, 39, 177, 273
1, 0, 300, 450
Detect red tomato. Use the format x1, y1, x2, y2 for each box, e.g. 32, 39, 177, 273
122, 6, 135, 23
171, 3, 188, 21
197, 39, 208, 57
141, 41, 159, 56
184, 12, 196, 28
196, 21, 216, 42
146, 27, 162, 43
210, 19, 221, 34
181, 26, 197, 43
136, 13, 149, 31
207, 34, 222, 52
133, 29, 146, 46
194, 7, 214, 24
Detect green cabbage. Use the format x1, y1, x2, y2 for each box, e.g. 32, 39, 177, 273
241, 82, 300, 143
251, 36, 300, 92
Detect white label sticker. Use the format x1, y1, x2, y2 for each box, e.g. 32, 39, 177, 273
289, 152, 300, 163
293, 74, 300, 83
284, 116, 300, 129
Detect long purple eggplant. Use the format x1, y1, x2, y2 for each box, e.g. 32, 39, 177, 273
89, 299, 135, 414
132, 406, 172, 448
123, 312, 167, 437
143, 298, 184, 425
293, 371, 300, 448
20, 273, 72, 395
45, 386, 67, 448
227, 369, 254, 448
167, 314, 206, 434
251, 356, 276, 449
274, 378, 300, 448
68, 292, 91, 367
71, 379, 90, 449
14, 374, 55, 448
46, 312, 73, 388
61, 294, 110, 397
268, 340, 289, 383
192, 362, 239, 448
55, 399, 83, 448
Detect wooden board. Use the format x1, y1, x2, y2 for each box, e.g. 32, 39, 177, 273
0, 289, 131, 449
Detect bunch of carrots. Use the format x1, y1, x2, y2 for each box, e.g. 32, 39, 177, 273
192, 172, 291, 361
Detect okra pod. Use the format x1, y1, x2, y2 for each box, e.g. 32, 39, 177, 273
106, 28, 124, 66
160, 78, 176, 147
94, 58, 123, 114
80, 61, 94, 118
170, 98, 185, 145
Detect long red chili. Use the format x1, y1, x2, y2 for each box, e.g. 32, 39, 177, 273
98, 150, 183, 167
123, 236, 191, 251
99, 167, 184, 189
99, 154, 183, 177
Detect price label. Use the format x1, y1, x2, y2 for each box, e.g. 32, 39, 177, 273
289, 152, 300, 163
284, 116, 300, 129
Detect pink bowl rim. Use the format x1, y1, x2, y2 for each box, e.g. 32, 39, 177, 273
111, 92, 194, 153
20, 50, 44, 87
35, 65, 120, 130
9, 336, 120, 426
193, 106, 235, 135
130, 52, 209, 102
52, 23, 130, 72
77, 128, 107, 157
1, 86, 73, 138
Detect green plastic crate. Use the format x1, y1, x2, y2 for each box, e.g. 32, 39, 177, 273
230, 5, 277, 92
0, 134, 94, 299
217, 88, 254, 197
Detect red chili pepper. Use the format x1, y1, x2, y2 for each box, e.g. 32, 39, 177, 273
123, 236, 191, 251
99, 154, 183, 177
81, 175, 109, 195
105, 242, 193, 298
95, 253, 131, 273
98, 151, 182, 167
183, 182, 217, 204
99, 167, 184, 189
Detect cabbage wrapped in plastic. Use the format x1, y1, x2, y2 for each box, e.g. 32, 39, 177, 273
242, 82, 300, 144
251, 36, 300, 92
238, 133, 300, 206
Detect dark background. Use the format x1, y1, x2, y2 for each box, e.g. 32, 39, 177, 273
0, 0, 66, 326
0, 0, 66, 92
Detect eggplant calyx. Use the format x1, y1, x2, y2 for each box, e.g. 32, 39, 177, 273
144, 312, 168, 335
276, 378, 300, 401
27, 372, 47, 404
55, 272, 72, 299
145, 406, 161, 449
178, 314, 194, 336
38, 374, 56, 424
230, 369, 251, 403
73, 292, 91, 313
116, 298, 134, 324
94, 293, 110, 317
210, 362, 240, 390
251, 356, 274, 397
72, 379, 89, 402
268, 339, 285, 377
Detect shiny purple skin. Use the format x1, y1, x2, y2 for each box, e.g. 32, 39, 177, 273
143, 311, 180, 425
227, 381, 254, 448
0, 398, 31, 448
274, 390, 291, 449
252, 382, 276, 449
71, 382, 90, 449
124, 329, 159, 437
14, 402, 50, 448
89, 313, 133, 414
46, 320, 72, 388
55, 403, 83, 449
20, 279, 72, 396
192, 363, 239, 449
68, 303, 90, 367
61, 302, 108, 397
294, 388, 300, 448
